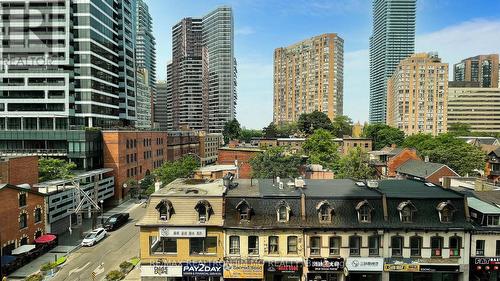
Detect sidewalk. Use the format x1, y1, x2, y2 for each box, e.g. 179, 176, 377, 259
123, 265, 140, 281
8, 199, 143, 280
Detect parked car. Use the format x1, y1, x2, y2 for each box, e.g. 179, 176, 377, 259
81, 228, 107, 247
103, 213, 129, 231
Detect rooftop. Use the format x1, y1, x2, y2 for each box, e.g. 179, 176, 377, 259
152, 178, 226, 197
196, 165, 237, 173
34, 168, 114, 191
468, 197, 500, 214
219, 146, 263, 152
396, 159, 457, 179
377, 179, 463, 199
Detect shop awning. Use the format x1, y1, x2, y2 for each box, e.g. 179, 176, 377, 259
34, 234, 57, 244
1, 255, 16, 265
11, 245, 36, 255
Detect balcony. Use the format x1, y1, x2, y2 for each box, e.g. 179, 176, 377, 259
0, 148, 67, 157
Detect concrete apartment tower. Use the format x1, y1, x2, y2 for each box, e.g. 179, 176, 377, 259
386, 53, 448, 136
166, 6, 236, 133
273, 33, 344, 124
0, 0, 137, 129
454, 54, 499, 88
369, 0, 416, 124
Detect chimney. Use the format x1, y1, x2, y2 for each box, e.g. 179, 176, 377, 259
301, 192, 306, 221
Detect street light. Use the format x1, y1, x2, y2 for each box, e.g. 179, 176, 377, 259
100, 200, 104, 226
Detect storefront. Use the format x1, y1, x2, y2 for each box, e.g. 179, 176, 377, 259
264, 260, 303, 281
223, 259, 264, 281
141, 260, 182, 281
181, 262, 223, 281
345, 257, 383, 281
470, 257, 500, 281
307, 258, 344, 281
384, 258, 460, 281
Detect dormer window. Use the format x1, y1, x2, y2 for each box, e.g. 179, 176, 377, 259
316, 201, 334, 222
235, 200, 253, 221
276, 201, 290, 222
156, 200, 173, 221
195, 200, 212, 223
436, 201, 456, 223
397, 201, 417, 223
356, 200, 373, 223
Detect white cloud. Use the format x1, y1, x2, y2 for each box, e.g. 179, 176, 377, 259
235, 26, 255, 36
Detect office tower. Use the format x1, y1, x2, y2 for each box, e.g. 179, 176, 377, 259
273, 33, 344, 124
136, 68, 152, 129
136, 0, 156, 103
386, 53, 448, 136
166, 6, 236, 133
448, 82, 500, 133
454, 54, 499, 88
369, 0, 416, 123
155, 81, 168, 129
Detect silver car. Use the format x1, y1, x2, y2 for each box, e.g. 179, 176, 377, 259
81, 228, 107, 247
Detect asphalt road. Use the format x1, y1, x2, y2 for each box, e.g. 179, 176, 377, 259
52, 204, 146, 281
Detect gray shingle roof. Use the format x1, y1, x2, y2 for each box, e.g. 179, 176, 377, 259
376, 179, 463, 199
396, 159, 456, 179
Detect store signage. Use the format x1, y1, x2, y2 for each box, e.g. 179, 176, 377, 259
419, 265, 459, 272
266, 261, 303, 273
384, 258, 419, 272
159, 227, 206, 238
346, 258, 383, 272
181, 262, 223, 276
223, 260, 264, 279
384, 258, 460, 273
471, 258, 500, 271
308, 258, 344, 271
141, 265, 182, 277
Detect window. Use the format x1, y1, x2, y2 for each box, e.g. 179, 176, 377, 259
190, 237, 217, 255
248, 236, 259, 255
398, 201, 416, 223
356, 200, 372, 223
329, 237, 340, 256
34, 208, 42, 223
156, 200, 173, 221
431, 236, 443, 257
269, 236, 279, 254
496, 240, 500, 256
449, 236, 461, 257
391, 236, 403, 257
287, 236, 298, 254
19, 213, 27, 229
310, 236, 321, 256
229, 236, 240, 255
437, 201, 456, 223
195, 200, 211, 223
476, 240, 485, 256
349, 236, 361, 256
236, 200, 252, 221
19, 193, 26, 207
150, 237, 177, 254
487, 215, 500, 226
369, 235, 380, 256
317, 201, 333, 222
278, 205, 289, 222
410, 236, 422, 257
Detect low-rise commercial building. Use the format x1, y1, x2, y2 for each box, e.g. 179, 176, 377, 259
166, 131, 199, 162
486, 148, 500, 184
217, 147, 263, 179
396, 159, 460, 185
198, 132, 223, 166
369, 147, 420, 178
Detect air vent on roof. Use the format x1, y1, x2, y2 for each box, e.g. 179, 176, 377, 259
425, 182, 435, 187
356, 182, 366, 187
294, 178, 305, 188
367, 180, 379, 188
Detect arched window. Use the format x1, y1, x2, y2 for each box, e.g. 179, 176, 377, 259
316, 201, 334, 222
235, 200, 253, 221
436, 201, 456, 223
356, 200, 373, 223
276, 201, 290, 222
398, 201, 417, 223
195, 200, 212, 223
156, 200, 173, 221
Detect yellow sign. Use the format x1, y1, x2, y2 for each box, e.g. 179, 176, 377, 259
223, 261, 264, 279
384, 264, 420, 272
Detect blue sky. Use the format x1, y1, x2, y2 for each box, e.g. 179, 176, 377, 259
147, 0, 500, 129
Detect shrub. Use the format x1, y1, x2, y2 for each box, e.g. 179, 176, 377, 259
119, 261, 132, 271
25, 274, 43, 281
106, 270, 125, 281
130, 257, 140, 266
40, 263, 53, 272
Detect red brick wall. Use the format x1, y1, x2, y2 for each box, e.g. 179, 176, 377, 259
387, 149, 421, 177
217, 149, 261, 179
103, 131, 169, 201
0, 187, 45, 253
427, 166, 459, 185
0, 156, 39, 186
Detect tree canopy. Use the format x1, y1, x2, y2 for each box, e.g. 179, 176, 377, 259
403, 133, 486, 176
222, 119, 242, 143
302, 129, 340, 171
263, 122, 278, 138
332, 115, 353, 138
336, 147, 376, 180
153, 155, 199, 186
249, 147, 303, 179
363, 123, 405, 150
240, 128, 263, 143
38, 157, 77, 182
297, 111, 334, 135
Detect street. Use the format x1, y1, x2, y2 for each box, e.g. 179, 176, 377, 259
52, 203, 146, 281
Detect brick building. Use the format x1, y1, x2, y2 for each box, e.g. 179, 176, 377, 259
0, 156, 38, 186
486, 148, 500, 184
198, 132, 223, 166
217, 147, 263, 179
341, 137, 373, 155
102, 131, 168, 201
0, 184, 45, 255
166, 131, 199, 162
396, 159, 460, 185
370, 147, 420, 178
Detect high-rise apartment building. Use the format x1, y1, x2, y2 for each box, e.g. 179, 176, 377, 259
273, 33, 344, 124
369, 0, 416, 124
0, 0, 137, 129
136, 68, 152, 129
155, 81, 168, 130
386, 53, 448, 136
454, 54, 499, 88
448, 82, 500, 133
166, 6, 236, 133
135, 0, 156, 106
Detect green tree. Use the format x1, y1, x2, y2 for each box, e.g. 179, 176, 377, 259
448, 123, 471, 136
297, 111, 334, 135
249, 147, 303, 178
332, 115, 353, 137
240, 128, 263, 143
276, 122, 299, 137
363, 123, 405, 150
263, 122, 278, 138
222, 119, 242, 143
336, 147, 376, 179
38, 157, 77, 182
153, 155, 199, 186
403, 133, 486, 176
302, 129, 340, 171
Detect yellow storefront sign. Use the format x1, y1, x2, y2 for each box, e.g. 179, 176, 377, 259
384, 263, 420, 272
223, 261, 264, 279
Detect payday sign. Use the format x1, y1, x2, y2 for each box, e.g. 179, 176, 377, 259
182, 262, 223, 276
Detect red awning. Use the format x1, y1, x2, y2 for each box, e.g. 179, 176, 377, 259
34, 234, 57, 244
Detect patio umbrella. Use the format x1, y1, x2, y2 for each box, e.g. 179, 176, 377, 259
34, 234, 57, 244
11, 245, 35, 255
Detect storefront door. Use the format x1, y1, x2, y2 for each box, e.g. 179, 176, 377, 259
347, 273, 381, 281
